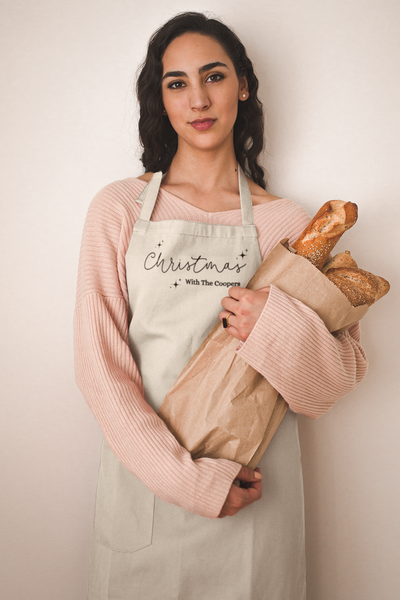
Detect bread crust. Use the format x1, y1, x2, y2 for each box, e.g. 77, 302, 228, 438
291, 200, 389, 307
322, 251, 358, 273
292, 201, 358, 270
325, 267, 390, 307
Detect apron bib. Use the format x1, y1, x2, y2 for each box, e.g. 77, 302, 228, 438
126, 166, 262, 412
88, 167, 306, 600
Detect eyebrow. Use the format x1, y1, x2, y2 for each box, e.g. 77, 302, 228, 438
162, 61, 229, 80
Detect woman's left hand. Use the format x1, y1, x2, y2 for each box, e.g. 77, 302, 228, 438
219, 286, 270, 342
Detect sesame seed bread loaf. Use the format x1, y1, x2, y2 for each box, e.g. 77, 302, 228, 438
292, 202, 390, 307
322, 250, 358, 273
324, 267, 390, 307
292, 200, 358, 269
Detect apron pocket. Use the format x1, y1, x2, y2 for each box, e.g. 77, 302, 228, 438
94, 441, 155, 553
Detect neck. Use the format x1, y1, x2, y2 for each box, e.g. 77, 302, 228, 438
165, 141, 240, 193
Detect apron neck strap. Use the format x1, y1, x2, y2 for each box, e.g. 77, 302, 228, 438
237, 165, 254, 226
136, 171, 163, 222
137, 164, 254, 225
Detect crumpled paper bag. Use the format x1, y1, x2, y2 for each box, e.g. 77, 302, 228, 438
158, 239, 368, 468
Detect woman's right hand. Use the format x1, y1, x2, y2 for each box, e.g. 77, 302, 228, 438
218, 467, 262, 518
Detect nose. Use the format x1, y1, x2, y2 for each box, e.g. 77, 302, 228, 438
189, 84, 210, 111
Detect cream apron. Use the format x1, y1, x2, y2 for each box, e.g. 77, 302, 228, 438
88, 167, 306, 600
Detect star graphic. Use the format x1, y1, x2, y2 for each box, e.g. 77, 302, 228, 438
171, 279, 181, 289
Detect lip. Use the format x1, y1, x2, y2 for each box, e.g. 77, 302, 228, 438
189, 118, 217, 131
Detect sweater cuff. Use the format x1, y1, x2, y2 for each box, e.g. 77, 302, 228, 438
194, 459, 242, 519
233, 284, 368, 420
235, 284, 287, 360
234, 283, 321, 380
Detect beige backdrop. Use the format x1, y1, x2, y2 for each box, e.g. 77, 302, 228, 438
1, 0, 399, 598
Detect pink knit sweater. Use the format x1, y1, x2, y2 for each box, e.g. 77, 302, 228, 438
74, 177, 368, 519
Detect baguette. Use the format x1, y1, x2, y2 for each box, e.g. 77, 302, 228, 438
325, 267, 390, 307
322, 250, 358, 273
292, 202, 389, 307
292, 200, 358, 270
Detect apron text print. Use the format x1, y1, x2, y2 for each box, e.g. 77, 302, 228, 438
185, 278, 240, 287
144, 251, 247, 275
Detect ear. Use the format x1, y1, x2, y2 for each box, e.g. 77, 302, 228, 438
238, 76, 249, 101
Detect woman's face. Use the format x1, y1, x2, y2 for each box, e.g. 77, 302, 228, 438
161, 33, 247, 154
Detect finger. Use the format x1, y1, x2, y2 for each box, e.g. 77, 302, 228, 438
227, 286, 247, 300
242, 480, 262, 495
234, 483, 262, 506
243, 484, 262, 502
229, 287, 269, 307
219, 309, 235, 322
219, 314, 243, 339
239, 469, 261, 489
220, 311, 238, 330
220, 296, 239, 313
236, 466, 262, 482
218, 478, 262, 517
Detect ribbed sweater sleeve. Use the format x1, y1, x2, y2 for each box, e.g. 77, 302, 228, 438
236, 287, 368, 419
236, 209, 368, 419
74, 180, 241, 519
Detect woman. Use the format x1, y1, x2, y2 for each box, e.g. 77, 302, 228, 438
74, 12, 368, 599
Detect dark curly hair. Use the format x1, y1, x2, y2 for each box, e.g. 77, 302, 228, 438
136, 12, 267, 189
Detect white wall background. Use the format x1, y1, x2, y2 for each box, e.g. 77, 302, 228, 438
1, 1, 399, 598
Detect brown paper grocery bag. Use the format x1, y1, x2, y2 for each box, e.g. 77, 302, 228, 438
158, 240, 368, 468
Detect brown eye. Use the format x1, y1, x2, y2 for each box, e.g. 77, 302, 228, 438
206, 73, 225, 83
168, 80, 186, 90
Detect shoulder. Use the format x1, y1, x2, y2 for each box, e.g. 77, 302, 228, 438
253, 195, 310, 225
81, 177, 150, 254
247, 178, 281, 204
87, 177, 148, 221
253, 197, 310, 257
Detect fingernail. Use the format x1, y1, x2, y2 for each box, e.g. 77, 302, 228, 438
222, 317, 228, 328
254, 471, 262, 479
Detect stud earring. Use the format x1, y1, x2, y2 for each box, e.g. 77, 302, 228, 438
243, 94, 246, 98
